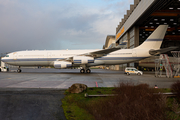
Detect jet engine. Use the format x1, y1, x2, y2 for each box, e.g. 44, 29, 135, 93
54, 61, 72, 68
73, 56, 94, 64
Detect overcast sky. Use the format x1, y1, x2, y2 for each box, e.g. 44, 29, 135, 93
0, 0, 134, 54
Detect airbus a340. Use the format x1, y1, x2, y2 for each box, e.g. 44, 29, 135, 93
2, 25, 176, 73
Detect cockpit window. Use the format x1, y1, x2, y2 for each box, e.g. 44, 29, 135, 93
5, 55, 9, 57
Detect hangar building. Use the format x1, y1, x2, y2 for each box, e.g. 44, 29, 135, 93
106, 0, 180, 70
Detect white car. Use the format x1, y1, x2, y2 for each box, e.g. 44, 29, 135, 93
125, 67, 143, 75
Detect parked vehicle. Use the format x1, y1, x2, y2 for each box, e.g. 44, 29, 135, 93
125, 67, 143, 75
0, 66, 9, 72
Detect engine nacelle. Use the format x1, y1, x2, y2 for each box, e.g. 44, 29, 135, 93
54, 61, 72, 69
73, 56, 94, 64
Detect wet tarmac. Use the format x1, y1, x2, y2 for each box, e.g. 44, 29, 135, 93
0, 68, 179, 88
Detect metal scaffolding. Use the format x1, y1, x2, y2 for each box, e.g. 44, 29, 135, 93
171, 51, 180, 77
155, 54, 173, 78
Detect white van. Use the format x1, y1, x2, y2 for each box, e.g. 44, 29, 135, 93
0, 66, 9, 72
125, 67, 143, 75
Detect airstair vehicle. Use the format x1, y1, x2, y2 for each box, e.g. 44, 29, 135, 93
155, 54, 173, 78
171, 51, 180, 78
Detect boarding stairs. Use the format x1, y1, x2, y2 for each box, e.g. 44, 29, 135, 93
161, 54, 173, 78
171, 51, 180, 77
155, 54, 173, 78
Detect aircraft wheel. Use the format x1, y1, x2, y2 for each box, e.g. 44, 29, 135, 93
80, 69, 85, 73
17, 69, 22, 73
86, 69, 91, 73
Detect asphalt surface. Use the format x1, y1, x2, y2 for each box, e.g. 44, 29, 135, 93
0, 88, 66, 120
0, 68, 179, 88
0, 68, 180, 120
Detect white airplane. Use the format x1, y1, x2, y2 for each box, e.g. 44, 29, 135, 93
1, 25, 177, 73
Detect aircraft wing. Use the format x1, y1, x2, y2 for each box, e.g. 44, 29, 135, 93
57, 56, 73, 62
149, 46, 178, 55
81, 46, 121, 58
57, 46, 121, 62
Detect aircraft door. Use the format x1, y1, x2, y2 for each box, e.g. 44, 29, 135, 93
47, 52, 52, 58
13, 53, 17, 60
132, 50, 137, 57
47, 52, 52, 64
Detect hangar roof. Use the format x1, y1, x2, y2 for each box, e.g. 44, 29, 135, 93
116, 0, 180, 43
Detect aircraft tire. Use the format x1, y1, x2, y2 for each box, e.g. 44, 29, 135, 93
80, 69, 85, 73
17, 69, 22, 73
86, 69, 91, 73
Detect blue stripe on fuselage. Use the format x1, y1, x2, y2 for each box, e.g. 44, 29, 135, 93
96, 57, 147, 60
2, 58, 63, 62
2, 57, 147, 62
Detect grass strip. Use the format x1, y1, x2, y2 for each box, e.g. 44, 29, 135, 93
61, 87, 114, 120
62, 86, 180, 120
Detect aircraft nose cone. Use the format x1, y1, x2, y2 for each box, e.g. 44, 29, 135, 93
1, 57, 5, 62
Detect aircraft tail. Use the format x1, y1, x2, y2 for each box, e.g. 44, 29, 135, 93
136, 25, 168, 50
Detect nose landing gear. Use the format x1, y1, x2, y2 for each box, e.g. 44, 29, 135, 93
17, 66, 22, 73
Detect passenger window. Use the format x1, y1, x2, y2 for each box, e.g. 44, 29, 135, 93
6, 55, 9, 57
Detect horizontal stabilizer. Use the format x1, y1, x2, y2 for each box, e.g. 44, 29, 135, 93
149, 46, 178, 55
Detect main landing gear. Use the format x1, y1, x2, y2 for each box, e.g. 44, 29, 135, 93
80, 65, 91, 73
80, 69, 91, 73
17, 66, 22, 73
